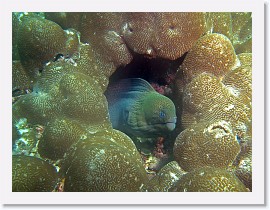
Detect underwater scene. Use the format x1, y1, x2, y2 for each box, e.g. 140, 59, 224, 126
12, 12, 252, 192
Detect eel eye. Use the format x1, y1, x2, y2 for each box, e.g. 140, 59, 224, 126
159, 111, 166, 118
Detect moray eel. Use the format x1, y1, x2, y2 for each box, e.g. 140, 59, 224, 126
105, 78, 177, 137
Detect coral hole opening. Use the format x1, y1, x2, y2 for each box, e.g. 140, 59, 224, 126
108, 52, 187, 92
106, 52, 187, 160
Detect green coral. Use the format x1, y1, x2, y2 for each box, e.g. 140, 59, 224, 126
38, 118, 87, 160
12, 155, 58, 192
60, 129, 148, 192
12, 12, 252, 192
173, 121, 240, 171
146, 161, 186, 192
170, 167, 248, 192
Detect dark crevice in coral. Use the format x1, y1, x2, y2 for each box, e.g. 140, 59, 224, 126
210, 125, 229, 133
54, 53, 64, 62
109, 52, 187, 87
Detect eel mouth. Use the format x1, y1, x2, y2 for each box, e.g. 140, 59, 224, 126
166, 116, 177, 131
166, 122, 176, 131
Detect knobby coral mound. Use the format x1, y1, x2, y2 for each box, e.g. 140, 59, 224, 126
38, 118, 87, 161
169, 167, 249, 192
171, 14, 252, 192
207, 12, 252, 54
173, 121, 240, 171
60, 129, 148, 192
13, 61, 111, 129
180, 33, 238, 84
13, 13, 80, 91
121, 13, 206, 60
17, 15, 66, 78
12, 155, 58, 192
12, 12, 252, 192
181, 72, 251, 131
45, 12, 206, 68
222, 65, 252, 104
146, 161, 186, 192
12, 60, 32, 92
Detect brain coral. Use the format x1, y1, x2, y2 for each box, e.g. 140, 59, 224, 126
206, 12, 233, 40
12, 60, 32, 91
38, 118, 87, 161
179, 33, 238, 84
169, 167, 248, 192
17, 15, 67, 79
181, 73, 251, 132
16, 14, 80, 81
45, 12, 206, 71
121, 12, 206, 60
12, 12, 252, 192
60, 129, 148, 192
13, 61, 111, 130
222, 65, 252, 104
173, 121, 240, 171
146, 161, 186, 192
12, 155, 58, 192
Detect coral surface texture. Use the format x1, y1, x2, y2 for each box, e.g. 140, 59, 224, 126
12, 12, 252, 192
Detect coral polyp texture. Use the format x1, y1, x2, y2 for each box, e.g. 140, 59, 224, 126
180, 33, 238, 84
169, 167, 248, 192
12, 155, 58, 192
173, 121, 241, 171
60, 130, 148, 191
12, 12, 252, 192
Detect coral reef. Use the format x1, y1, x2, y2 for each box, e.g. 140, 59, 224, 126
12, 155, 58, 192
146, 161, 186, 192
233, 138, 252, 191
60, 129, 148, 192
12, 12, 252, 192
180, 72, 251, 130
180, 33, 238, 84
38, 118, 87, 161
173, 121, 241, 171
45, 12, 206, 70
169, 167, 249, 192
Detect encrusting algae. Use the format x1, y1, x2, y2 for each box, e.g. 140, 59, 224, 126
12, 12, 252, 192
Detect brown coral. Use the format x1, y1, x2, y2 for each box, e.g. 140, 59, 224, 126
122, 13, 206, 60
61, 129, 148, 192
16, 14, 81, 82
173, 121, 240, 171
237, 53, 252, 67
12, 60, 32, 91
181, 73, 251, 131
146, 161, 186, 192
38, 118, 87, 160
180, 33, 238, 84
206, 12, 232, 40
12, 155, 58, 192
17, 15, 67, 79
169, 167, 248, 192
222, 65, 252, 104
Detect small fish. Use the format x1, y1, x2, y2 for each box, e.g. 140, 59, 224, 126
105, 78, 177, 137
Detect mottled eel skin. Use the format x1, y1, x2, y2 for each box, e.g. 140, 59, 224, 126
105, 78, 177, 137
